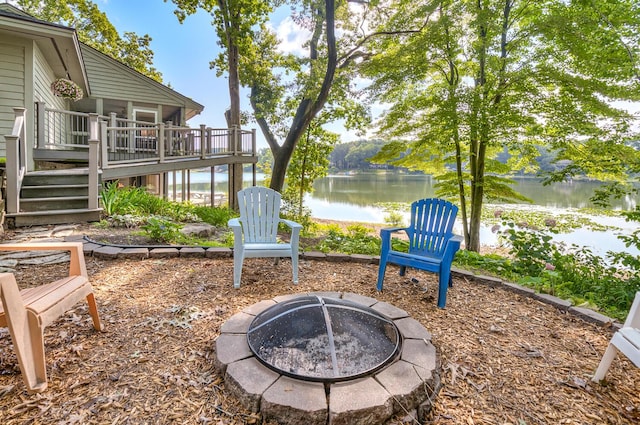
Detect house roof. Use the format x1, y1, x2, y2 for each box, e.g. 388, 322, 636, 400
79, 43, 204, 121
0, 3, 89, 94
0, 3, 204, 121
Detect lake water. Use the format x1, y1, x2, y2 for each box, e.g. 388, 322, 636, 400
170, 171, 640, 256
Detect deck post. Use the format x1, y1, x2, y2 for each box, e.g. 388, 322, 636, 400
35, 102, 45, 149
5, 108, 26, 214
88, 114, 99, 210
210, 167, 215, 207
100, 121, 109, 168
252, 129, 256, 156
166, 121, 174, 156
206, 127, 212, 155
158, 122, 165, 163
5, 134, 19, 214
109, 113, 117, 153
200, 125, 206, 159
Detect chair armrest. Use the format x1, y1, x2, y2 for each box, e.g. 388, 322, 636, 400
0, 242, 87, 277
227, 218, 244, 245
443, 235, 464, 259
380, 227, 409, 242
280, 219, 303, 247
379, 227, 409, 254
380, 227, 408, 236
449, 234, 464, 246
280, 219, 303, 230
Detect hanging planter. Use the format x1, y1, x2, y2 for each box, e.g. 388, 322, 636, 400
51, 78, 83, 101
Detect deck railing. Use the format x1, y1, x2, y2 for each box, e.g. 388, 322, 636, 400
35, 106, 256, 167
4, 105, 257, 216
36, 102, 92, 149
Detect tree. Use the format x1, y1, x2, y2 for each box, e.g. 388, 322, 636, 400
363, 0, 640, 252
282, 117, 338, 220
329, 140, 389, 170
17, 0, 162, 81
344, 143, 381, 169
169, 0, 271, 208
170, 0, 371, 198
249, 0, 341, 192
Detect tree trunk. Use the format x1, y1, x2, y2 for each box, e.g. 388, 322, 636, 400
256, 0, 338, 193
223, 3, 243, 210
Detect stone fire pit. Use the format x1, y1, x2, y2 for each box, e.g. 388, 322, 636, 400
215, 292, 441, 425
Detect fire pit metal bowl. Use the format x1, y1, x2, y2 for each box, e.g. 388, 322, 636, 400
246, 295, 401, 382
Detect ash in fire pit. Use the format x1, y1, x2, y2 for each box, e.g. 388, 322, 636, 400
246, 295, 401, 382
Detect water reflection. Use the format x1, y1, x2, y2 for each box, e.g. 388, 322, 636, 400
169, 171, 639, 255
307, 173, 640, 256
311, 174, 639, 211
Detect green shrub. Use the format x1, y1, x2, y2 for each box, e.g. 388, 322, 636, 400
384, 211, 405, 227
142, 216, 184, 243
316, 224, 381, 255
453, 250, 512, 278
99, 184, 153, 216
499, 222, 639, 320
193, 206, 236, 227
99, 181, 120, 216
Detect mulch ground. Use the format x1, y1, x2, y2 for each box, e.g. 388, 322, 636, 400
0, 229, 639, 424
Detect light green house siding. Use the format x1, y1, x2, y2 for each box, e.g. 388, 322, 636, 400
81, 46, 186, 107
0, 41, 25, 158
33, 42, 66, 110
79, 45, 202, 125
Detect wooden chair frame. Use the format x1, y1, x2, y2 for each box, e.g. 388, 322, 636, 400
0, 242, 101, 392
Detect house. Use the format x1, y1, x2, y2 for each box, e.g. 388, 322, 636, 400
0, 4, 256, 227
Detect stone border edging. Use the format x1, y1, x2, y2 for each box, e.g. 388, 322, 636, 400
71, 235, 621, 330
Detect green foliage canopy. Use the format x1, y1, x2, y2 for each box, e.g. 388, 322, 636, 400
361, 0, 640, 251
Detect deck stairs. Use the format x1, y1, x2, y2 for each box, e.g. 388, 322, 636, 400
5, 168, 102, 228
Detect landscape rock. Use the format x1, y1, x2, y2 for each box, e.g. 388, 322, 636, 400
180, 223, 215, 238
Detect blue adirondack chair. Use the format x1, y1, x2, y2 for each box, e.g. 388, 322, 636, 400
376, 198, 463, 308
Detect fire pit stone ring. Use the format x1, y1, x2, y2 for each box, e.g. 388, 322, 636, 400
215, 292, 441, 425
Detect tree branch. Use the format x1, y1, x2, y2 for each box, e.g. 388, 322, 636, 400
338, 10, 435, 68
250, 85, 280, 153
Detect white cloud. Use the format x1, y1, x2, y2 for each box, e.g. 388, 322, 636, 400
274, 17, 310, 56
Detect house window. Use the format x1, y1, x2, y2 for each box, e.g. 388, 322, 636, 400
132, 109, 158, 152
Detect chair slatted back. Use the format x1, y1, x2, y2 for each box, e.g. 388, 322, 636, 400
625, 291, 640, 330
407, 198, 458, 257
238, 187, 281, 243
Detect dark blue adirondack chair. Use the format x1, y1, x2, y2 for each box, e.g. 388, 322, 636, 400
376, 198, 463, 308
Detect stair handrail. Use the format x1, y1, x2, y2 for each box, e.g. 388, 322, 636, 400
4, 107, 27, 214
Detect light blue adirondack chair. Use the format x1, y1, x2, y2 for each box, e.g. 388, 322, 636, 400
592, 291, 640, 382
228, 187, 303, 288
376, 198, 463, 308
